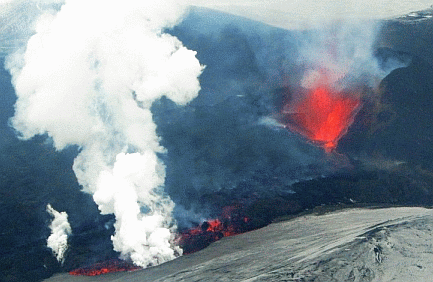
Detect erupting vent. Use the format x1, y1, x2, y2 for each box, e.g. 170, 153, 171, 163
284, 85, 361, 152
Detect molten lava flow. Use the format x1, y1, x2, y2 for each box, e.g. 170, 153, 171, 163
177, 205, 250, 254
69, 259, 140, 276
285, 86, 360, 152
203, 218, 241, 237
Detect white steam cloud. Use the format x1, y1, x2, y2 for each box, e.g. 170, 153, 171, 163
297, 20, 385, 90
46, 204, 71, 265
7, 0, 203, 267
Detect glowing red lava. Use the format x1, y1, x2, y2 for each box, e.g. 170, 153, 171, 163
69, 259, 140, 276
196, 218, 243, 237
285, 85, 360, 152
178, 205, 250, 254
70, 205, 250, 275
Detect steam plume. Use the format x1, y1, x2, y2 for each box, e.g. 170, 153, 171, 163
7, 0, 203, 267
296, 20, 393, 91
46, 204, 71, 265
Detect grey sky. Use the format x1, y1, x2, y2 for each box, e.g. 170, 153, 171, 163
190, 0, 433, 29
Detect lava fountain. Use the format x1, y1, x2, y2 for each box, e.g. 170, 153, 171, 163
283, 77, 361, 152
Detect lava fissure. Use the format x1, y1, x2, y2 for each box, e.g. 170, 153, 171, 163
69, 205, 251, 276
69, 259, 140, 276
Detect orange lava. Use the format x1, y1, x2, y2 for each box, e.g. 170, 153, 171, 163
205, 218, 240, 237
69, 259, 140, 276
178, 205, 251, 254
285, 85, 360, 152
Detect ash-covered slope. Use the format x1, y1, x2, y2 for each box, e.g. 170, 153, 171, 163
45, 207, 433, 282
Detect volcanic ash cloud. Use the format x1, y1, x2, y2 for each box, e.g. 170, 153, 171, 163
6, 0, 203, 267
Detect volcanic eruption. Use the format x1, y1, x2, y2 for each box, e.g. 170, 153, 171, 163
283, 73, 361, 152
0, 1, 418, 280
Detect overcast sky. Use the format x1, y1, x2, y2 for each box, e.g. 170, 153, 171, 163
190, 0, 433, 29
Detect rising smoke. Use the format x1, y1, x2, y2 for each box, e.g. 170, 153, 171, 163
295, 19, 407, 92
5, 0, 203, 267
46, 204, 72, 265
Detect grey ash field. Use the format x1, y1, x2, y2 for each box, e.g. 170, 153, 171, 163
2, 4, 433, 282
